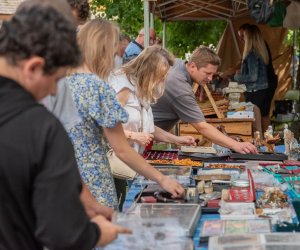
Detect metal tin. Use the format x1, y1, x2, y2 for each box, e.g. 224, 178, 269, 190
231, 179, 249, 187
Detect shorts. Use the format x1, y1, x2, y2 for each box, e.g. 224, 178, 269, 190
245, 88, 270, 116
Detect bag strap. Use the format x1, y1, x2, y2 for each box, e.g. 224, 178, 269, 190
139, 101, 144, 133
128, 78, 144, 132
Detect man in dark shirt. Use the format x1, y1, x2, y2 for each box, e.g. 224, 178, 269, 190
0, 1, 130, 249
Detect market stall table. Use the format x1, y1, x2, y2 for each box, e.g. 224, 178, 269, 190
121, 145, 299, 249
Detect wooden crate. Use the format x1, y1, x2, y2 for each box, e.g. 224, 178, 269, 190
178, 118, 254, 144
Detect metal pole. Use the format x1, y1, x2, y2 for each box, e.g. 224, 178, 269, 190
150, 13, 154, 29
143, 0, 150, 48
293, 29, 297, 90
162, 21, 166, 48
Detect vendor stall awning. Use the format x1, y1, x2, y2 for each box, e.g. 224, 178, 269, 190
150, 0, 249, 21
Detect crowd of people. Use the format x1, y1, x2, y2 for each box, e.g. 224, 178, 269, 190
0, 0, 279, 249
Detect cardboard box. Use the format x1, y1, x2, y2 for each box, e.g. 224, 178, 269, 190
227, 111, 254, 119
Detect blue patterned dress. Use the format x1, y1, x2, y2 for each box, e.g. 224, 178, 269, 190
67, 73, 128, 208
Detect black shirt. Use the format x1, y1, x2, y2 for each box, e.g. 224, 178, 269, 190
0, 76, 99, 250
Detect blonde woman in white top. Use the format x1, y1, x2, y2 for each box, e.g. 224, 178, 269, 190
110, 45, 195, 153
109, 46, 195, 208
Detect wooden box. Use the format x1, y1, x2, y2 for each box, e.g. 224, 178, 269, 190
178, 118, 254, 144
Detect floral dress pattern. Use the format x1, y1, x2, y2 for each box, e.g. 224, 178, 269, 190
67, 73, 128, 208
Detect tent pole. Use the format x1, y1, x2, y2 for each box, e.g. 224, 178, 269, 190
144, 0, 150, 48
163, 21, 166, 48
150, 13, 154, 29
293, 29, 297, 90
228, 20, 241, 59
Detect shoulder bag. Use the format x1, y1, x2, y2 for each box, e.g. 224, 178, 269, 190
107, 96, 144, 180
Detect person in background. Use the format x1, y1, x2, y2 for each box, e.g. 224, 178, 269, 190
67, 0, 90, 25
109, 45, 195, 208
40, 0, 113, 220
67, 19, 185, 209
123, 27, 156, 63
238, 24, 278, 132
233, 25, 272, 134
114, 34, 130, 69
0, 1, 130, 249
223, 23, 278, 134
152, 46, 258, 154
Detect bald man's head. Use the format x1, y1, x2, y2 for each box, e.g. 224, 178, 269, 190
136, 28, 156, 47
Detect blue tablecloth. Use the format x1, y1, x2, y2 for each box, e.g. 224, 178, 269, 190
123, 146, 298, 249
123, 182, 219, 249
123, 183, 299, 249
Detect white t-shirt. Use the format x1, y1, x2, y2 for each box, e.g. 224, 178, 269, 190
109, 73, 155, 153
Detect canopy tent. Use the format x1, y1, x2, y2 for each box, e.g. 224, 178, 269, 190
146, 0, 293, 116
150, 0, 249, 21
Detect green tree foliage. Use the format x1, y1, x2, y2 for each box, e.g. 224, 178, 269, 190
90, 1, 228, 57
90, 0, 144, 39
165, 21, 226, 57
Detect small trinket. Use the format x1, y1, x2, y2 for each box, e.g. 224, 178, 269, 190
204, 182, 213, 194
253, 130, 262, 148
186, 187, 198, 202
197, 180, 205, 194
262, 125, 280, 153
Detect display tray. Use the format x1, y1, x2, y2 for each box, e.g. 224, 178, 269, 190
219, 202, 257, 220
142, 150, 179, 160
154, 165, 192, 176
193, 174, 231, 182
180, 146, 216, 154
134, 184, 187, 204
125, 203, 201, 237
146, 158, 202, 167
200, 219, 271, 241
178, 151, 229, 161
264, 164, 300, 174
230, 152, 288, 161
208, 233, 300, 249
203, 162, 246, 170
136, 166, 192, 186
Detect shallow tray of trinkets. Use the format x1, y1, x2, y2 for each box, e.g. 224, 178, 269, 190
126, 203, 201, 237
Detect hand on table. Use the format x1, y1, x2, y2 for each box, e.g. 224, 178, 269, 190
174, 135, 196, 146
158, 175, 185, 198
92, 215, 132, 247
232, 141, 258, 154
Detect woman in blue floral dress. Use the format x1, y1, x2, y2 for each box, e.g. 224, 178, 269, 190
67, 72, 127, 207
67, 19, 185, 208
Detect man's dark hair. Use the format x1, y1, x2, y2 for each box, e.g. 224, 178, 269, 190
67, 0, 90, 22
0, 3, 80, 74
